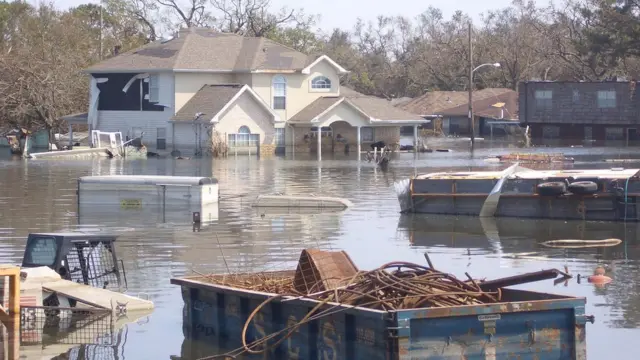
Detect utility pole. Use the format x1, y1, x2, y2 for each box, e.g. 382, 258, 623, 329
468, 21, 474, 151
99, 0, 103, 60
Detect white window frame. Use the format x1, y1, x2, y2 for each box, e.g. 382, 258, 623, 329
361, 127, 374, 142
272, 75, 286, 110
310, 126, 332, 138
534, 90, 552, 109
228, 125, 259, 148
597, 90, 616, 108
310, 76, 332, 92
157, 127, 167, 150
148, 74, 160, 103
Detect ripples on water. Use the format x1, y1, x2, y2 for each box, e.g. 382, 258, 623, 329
1, 145, 640, 359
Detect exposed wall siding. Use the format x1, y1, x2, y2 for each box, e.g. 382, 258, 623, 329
252, 60, 340, 121
519, 81, 637, 125
96, 110, 173, 151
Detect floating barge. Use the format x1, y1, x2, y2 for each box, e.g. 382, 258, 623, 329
251, 194, 353, 209
172, 249, 590, 360
395, 165, 640, 221
485, 152, 575, 164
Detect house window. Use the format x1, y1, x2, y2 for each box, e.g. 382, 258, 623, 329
228, 125, 259, 147
534, 90, 552, 109
572, 89, 580, 103
584, 126, 592, 141
605, 127, 624, 140
274, 128, 285, 146
157, 127, 166, 150
597, 90, 616, 108
272, 75, 286, 110
542, 125, 560, 139
310, 126, 332, 138
148, 74, 160, 103
311, 76, 331, 90
360, 127, 374, 142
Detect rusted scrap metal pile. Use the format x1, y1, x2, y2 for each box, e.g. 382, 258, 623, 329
200, 249, 572, 311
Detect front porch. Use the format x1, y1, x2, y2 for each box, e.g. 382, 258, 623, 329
286, 94, 428, 161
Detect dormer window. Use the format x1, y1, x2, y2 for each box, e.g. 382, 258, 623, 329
311, 76, 331, 91
272, 75, 286, 110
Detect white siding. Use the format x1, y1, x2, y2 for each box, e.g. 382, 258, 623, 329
96, 110, 173, 151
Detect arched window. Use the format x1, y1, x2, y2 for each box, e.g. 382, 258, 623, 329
229, 125, 259, 148
311, 76, 331, 90
272, 75, 286, 110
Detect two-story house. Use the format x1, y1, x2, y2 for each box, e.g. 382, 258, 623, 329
519, 80, 640, 145
72, 27, 427, 158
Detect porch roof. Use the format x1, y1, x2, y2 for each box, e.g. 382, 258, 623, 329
288, 88, 429, 126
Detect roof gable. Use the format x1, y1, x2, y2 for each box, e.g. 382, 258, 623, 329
170, 84, 280, 123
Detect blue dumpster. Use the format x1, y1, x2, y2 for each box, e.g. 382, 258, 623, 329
171, 271, 590, 360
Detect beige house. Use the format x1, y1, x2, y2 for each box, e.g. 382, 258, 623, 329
74, 27, 427, 158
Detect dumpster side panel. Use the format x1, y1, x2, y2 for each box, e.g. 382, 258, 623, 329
177, 281, 394, 360
408, 310, 574, 359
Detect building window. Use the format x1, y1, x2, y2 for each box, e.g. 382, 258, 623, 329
228, 125, 259, 147
584, 126, 592, 141
272, 75, 286, 110
597, 90, 616, 108
310, 126, 332, 138
274, 128, 285, 146
148, 74, 160, 103
534, 90, 552, 109
572, 89, 580, 103
542, 125, 560, 139
157, 127, 166, 150
361, 127, 374, 142
605, 127, 624, 140
311, 76, 331, 90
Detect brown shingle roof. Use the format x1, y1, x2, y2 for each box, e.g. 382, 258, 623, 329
86, 28, 314, 72
289, 88, 425, 123
171, 84, 243, 121
288, 97, 342, 123
438, 90, 518, 120
399, 88, 514, 116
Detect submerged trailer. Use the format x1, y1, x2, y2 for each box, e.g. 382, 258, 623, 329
172, 272, 591, 360
395, 166, 640, 221
78, 175, 218, 205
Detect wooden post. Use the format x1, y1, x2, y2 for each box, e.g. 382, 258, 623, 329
0, 265, 21, 360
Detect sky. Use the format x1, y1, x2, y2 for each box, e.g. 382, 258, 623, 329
51, 0, 532, 33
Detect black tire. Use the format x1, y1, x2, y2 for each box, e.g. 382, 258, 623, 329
537, 181, 567, 196
568, 181, 598, 195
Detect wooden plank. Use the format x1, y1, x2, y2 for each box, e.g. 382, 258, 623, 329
42, 280, 154, 311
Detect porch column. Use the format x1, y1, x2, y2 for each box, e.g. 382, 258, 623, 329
68, 123, 73, 148
356, 126, 361, 161
413, 125, 419, 153
291, 126, 295, 156
317, 126, 322, 161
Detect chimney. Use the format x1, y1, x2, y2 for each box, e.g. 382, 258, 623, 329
113, 45, 121, 56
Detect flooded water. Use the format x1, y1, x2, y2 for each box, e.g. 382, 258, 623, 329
1, 144, 640, 359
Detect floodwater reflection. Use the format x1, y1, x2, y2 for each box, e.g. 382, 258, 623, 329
1, 147, 640, 359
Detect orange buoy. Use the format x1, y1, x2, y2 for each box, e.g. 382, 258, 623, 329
588, 266, 612, 285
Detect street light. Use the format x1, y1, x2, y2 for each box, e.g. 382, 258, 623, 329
468, 61, 501, 150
